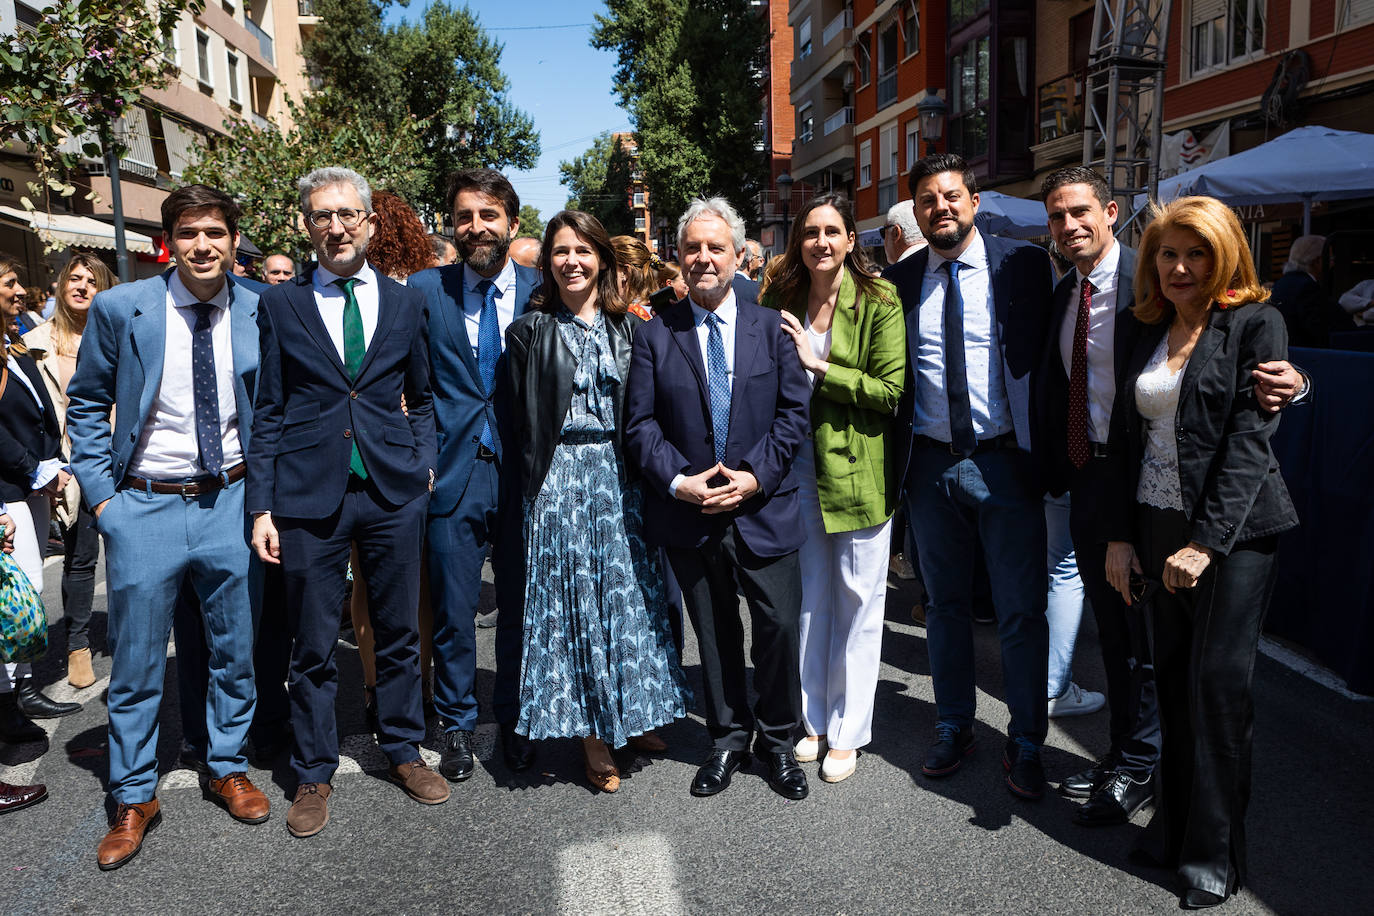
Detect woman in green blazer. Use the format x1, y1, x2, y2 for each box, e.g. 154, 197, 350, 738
764, 193, 906, 783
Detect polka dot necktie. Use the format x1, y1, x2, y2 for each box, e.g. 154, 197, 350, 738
704, 311, 730, 465
942, 260, 976, 457
190, 303, 222, 477
1067, 276, 1092, 469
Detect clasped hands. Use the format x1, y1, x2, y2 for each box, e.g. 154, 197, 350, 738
674, 463, 759, 514
1105, 539, 1214, 605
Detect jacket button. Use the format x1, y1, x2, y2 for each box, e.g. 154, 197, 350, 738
848, 455, 857, 464
1176, 429, 1186, 441
471, 435, 480, 443
704, 434, 712, 443
350, 390, 358, 399
343, 429, 352, 439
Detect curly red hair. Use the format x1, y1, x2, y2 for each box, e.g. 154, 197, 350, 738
369, 190, 437, 280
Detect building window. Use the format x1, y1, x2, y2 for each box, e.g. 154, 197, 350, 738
1344, 0, 1374, 26
162, 24, 179, 66
950, 0, 991, 31
904, 1, 920, 57
1189, 0, 1265, 75
856, 30, 872, 87
196, 30, 212, 86
905, 120, 920, 170
859, 139, 872, 188
226, 51, 241, 104
949, 34, 990, 160
877, 23, 900, 109
799, 105, 814, 144
881, 124, 899, 178
798, 17, 812, 59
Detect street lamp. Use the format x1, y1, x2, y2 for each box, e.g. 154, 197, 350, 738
776, 171, 794, 249
916, 91, 948, 157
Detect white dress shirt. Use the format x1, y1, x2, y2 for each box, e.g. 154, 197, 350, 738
314, 261, 381, 359
912, 231, 1015, 442
129, 272, 242, 478
1059, 239, 1120, 443
462, 259, 519, 359
669, 290, 739, 496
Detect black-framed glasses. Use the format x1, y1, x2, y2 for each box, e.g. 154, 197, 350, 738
306, 207, 369, 229
1128, 571, 1161, 606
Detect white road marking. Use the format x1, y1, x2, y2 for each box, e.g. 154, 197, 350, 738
1258, 636, 1372, 701
558, 832, 687, 916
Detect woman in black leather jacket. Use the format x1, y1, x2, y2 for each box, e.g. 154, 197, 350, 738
501, 211, 689, 793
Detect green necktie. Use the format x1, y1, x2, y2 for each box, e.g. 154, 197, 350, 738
334, 277, 368, 479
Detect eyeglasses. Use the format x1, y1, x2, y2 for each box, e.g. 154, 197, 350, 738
1128, 571, 1161, 606
306, 208, 369, 229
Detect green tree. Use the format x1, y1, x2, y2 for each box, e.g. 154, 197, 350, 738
305, 0, 540, 213
558, 132, 634, 235
516, 205, 545, 240
183, 95, 428, 264
592, 0, 766, 224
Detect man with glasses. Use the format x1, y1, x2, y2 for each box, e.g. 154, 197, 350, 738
248, 166, 445, 838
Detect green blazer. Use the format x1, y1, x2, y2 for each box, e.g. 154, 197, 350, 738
776, 270, 906, 534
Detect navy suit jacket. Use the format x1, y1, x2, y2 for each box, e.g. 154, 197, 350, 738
882, 232, 1055, 490
732, 273, 760, 303
407, 261, 539, 516
246, 271, 436, 518
67, 270, 260, 509
624, 295, 812, 558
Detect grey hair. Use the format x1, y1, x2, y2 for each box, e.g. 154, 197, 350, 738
677, 197, 746, 254
297, 167, 372, 213
885, 200, 924, 245
1283, 234, 1325, 273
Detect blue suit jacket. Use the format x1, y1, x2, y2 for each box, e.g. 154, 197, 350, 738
624, 295, 812, 557
246, 271, 436, 518
407, 261, 539, 516
67, 270, 261, 509
882, 232, 1055, 489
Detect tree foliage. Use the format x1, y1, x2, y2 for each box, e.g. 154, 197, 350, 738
183, 95, 427, 264
559, 132, 634, 236
592, 0, 766, 224
516, 205, 545, 240
305, 0, 540, 213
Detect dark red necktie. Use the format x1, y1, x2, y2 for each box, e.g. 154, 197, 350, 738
1067, 276, 1091, 469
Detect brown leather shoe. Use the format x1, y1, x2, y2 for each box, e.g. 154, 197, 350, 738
208, 771, 270, 824
67, 648, 96, 689
0, 779, 48, 814
96, 799, 161, 870
286, 783, 331, 838
627, 731, 667, 754
388, 759, 450, 805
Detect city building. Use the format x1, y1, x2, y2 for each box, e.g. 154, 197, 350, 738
753, 0, 801, 256
613, 132, 659, 255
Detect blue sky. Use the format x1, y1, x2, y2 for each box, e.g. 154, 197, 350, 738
385, 1, 632, 223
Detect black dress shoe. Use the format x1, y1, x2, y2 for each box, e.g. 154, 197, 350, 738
500, 724, 535, 772
1003, 739, 1045, 800
0, 779, 48, 813
1074, 771, 1154, 826
761, 750, 809, 800
16, 681, 80, 719
1181, 889, 1227, 909
690, 749, 749, 797
439, 729, 475, 782
922, 724, 976, 777
1059, 754, 1119, 799
0, 694, 45, 743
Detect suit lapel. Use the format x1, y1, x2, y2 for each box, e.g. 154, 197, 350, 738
285, 276, 349, 381
1179, 310, 1226, 404
130, 273, 169, 428
985, 236, 1012, 330
439, 265, 482, 389
731, 303, 761, 415
227, 279, 258, 443
667, 301, 710, 406
355, 275, 400, 381
1114, 245, 1139, 387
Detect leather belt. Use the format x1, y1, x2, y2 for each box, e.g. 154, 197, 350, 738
120, 462, 246, 497
1087, 442, 1114, 459
475, 444, 497, 462
914, 432, 1019, 456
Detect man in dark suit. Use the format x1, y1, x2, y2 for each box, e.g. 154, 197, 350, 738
1269, 234, 1354, 348
625, 197, 813, 800
249, 166, 446, 838
883, 153, 1054, 800
406, 169, 538, 781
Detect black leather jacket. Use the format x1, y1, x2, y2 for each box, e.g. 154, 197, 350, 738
500, 307, 642, 499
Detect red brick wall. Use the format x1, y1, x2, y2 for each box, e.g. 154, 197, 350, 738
767, 0, 795, 184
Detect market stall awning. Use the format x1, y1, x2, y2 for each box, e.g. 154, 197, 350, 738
0, 205, 157, 255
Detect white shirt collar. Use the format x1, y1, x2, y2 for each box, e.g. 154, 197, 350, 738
314, 260, 378, 292
1077, 237, 1121, 291
689, 289, 738, 326
168, 269, 230, 309
897, 243, 926, 262
925, 228, 987, 275
463, 258, 516, 295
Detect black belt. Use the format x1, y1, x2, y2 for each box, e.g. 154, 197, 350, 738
120, 462, 246, 496
475, 444, 497, 462
914, 432, 1019, 456
1087, 442, 1114, 459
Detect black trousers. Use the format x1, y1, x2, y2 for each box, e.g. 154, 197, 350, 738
1069, 457, 1161, 780
667, 526, 802, 754
1138, 506, 1277, 898
61, 502, 100, 651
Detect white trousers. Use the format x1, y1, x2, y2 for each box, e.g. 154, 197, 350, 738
1, 491, 49, 692
795, 448, 892, 750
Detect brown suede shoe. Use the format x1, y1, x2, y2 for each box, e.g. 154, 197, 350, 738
286, 783, 331, 838
97, 799, 161, 871
388, 759, 450, 805
67, 648, 96, 689
207, 772, 270, 824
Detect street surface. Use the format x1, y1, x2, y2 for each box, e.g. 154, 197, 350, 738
2, 549, 1371, 914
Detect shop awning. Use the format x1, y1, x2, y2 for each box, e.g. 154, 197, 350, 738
0, 205, 157, 255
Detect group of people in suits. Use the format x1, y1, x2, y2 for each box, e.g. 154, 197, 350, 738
0, 152, 1304, 909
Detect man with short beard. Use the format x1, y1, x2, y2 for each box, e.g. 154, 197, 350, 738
406, 169, 539, 781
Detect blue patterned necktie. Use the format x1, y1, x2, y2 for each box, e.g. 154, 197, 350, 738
190, 303, 223, 477
942, 260, 976, 457
704, 311, 730, 464
475, 279, 500, 449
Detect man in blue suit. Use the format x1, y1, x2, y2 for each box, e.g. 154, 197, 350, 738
407, 169, 538, 781
67, 184, 271, 869
249, 167, 446, 838
625, 197, 813, 801
883, 154, 1055, 800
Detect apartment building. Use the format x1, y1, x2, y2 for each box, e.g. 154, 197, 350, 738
755, 0, 800, 255
612, 132, 659, 255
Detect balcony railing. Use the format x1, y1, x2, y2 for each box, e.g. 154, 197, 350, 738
823, 107, 853, 136
245, 16, 274, 64
1037, 70, 1086, 144
876, 68, 898, 109
251, 111, 277, 132
822, 10, 853, 46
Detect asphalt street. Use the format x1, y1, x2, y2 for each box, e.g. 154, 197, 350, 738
2, 549, 1371, 915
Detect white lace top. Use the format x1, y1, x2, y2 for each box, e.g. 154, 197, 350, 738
1135, 336, 1186, 511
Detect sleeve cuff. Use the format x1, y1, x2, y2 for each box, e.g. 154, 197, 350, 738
669, 473, 685, 498
30, 457, 64, 491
